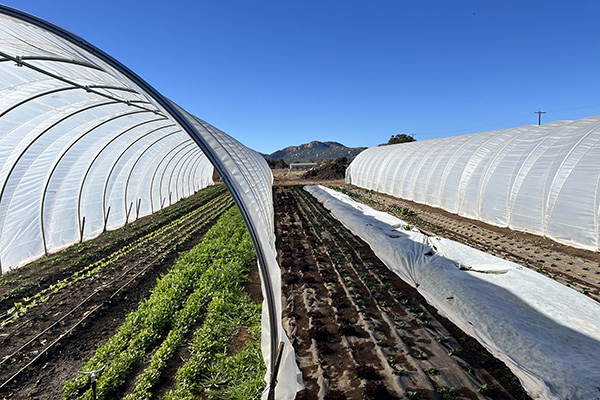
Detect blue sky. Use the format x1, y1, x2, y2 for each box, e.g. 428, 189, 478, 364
5, 1, 600, 153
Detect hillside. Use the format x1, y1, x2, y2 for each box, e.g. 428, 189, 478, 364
264, 141, 366, 164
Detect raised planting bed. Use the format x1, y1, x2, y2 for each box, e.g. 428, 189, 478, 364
62, 207, 265, 399
275, 186, 530, 400
330, 185, 600, 304
0, 184, 256, 399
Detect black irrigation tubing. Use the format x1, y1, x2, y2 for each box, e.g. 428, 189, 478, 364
286, 190, 414, 389
296, 189, 417, 305
0, 200, 234, 390
297, 190, 487, 350
0, 199, 234, 390
294, 190, 507, 387
297, 189, 379, 269
290, 190, 450, 383
0, 195, 232, 364
0, 7, 280, 382
0, 191, 231, 327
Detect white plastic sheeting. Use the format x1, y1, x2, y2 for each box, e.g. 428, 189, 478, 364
306, 185, 600, 400
346, 117, 600, 251
0, 11, 215, 270
0, 6, 300, 399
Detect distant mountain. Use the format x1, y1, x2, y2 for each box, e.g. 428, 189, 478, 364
263, 141, 367, 164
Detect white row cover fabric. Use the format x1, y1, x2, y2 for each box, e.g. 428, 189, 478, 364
306, 185, 600, 400
346, 117, 600, 251
0, 7, 300, 399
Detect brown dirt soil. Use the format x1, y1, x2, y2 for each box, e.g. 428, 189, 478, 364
273, 168, 346, 188
275, 186, 531, 400
0, 185, 234, 399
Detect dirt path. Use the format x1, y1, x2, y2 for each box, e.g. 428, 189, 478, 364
275, 186, 530, 400
0, 185, 233, 399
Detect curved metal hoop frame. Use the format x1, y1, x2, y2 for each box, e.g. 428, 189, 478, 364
0, 5, 281, 390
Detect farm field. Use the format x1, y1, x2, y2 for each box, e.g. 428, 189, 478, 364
275, 186, 530, 400
0, 175, 596, 399
331, 185, 600, 304
0, 184, 266, 399
275, 169, 600, 304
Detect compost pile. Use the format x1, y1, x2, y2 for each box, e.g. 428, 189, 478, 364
303, 162, 346, 180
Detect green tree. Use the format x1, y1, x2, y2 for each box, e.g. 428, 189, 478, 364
386, 134, 416, 145
264, 158, 288, 169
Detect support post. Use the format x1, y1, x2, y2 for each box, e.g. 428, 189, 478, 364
103, 206, 111, 232
79, 216, 86, 243
267, 342, 285, 400
125, 201, 133, 224
136, 198, 141, 220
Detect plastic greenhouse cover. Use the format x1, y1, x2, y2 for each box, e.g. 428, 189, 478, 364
0, 7, 300, 398
306, 185, 600, 400
346, 117, 600, 252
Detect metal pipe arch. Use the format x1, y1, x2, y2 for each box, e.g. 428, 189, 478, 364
0, 85, 139, 121
75, 118, 170, 236
123, 135, 194, 223
0, 49, 163, 118
0, 100, 121, 266
182, 152, 206, 197
173, 148, 202, 201
0, 55, 105, 71
39, 109, 151, 253
148, 140, 192, 213
167, 146, 198, 203
100, 128, 181, 230
158, 142, 196, 208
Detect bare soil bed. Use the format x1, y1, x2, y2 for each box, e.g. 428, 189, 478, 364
0, 185, 235, 399
275, 186, 530, 400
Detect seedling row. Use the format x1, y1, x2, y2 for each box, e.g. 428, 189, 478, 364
63, 207, 264, 400
275, 186, 529, 400
0, 185, 241, 398
328, 185, 600, 303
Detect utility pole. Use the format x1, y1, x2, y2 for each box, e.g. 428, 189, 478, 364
534, 109, 546, 125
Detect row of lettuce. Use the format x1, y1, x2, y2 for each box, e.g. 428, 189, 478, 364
63, 206, 265, 399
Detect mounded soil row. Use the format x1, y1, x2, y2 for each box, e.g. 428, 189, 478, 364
336, 184, 600, 304
0, 185, 235, 399
275, 186, 530, 400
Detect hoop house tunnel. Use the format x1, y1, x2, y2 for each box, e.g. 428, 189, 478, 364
346, 116, 600, 252
0, 6, 299, 400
